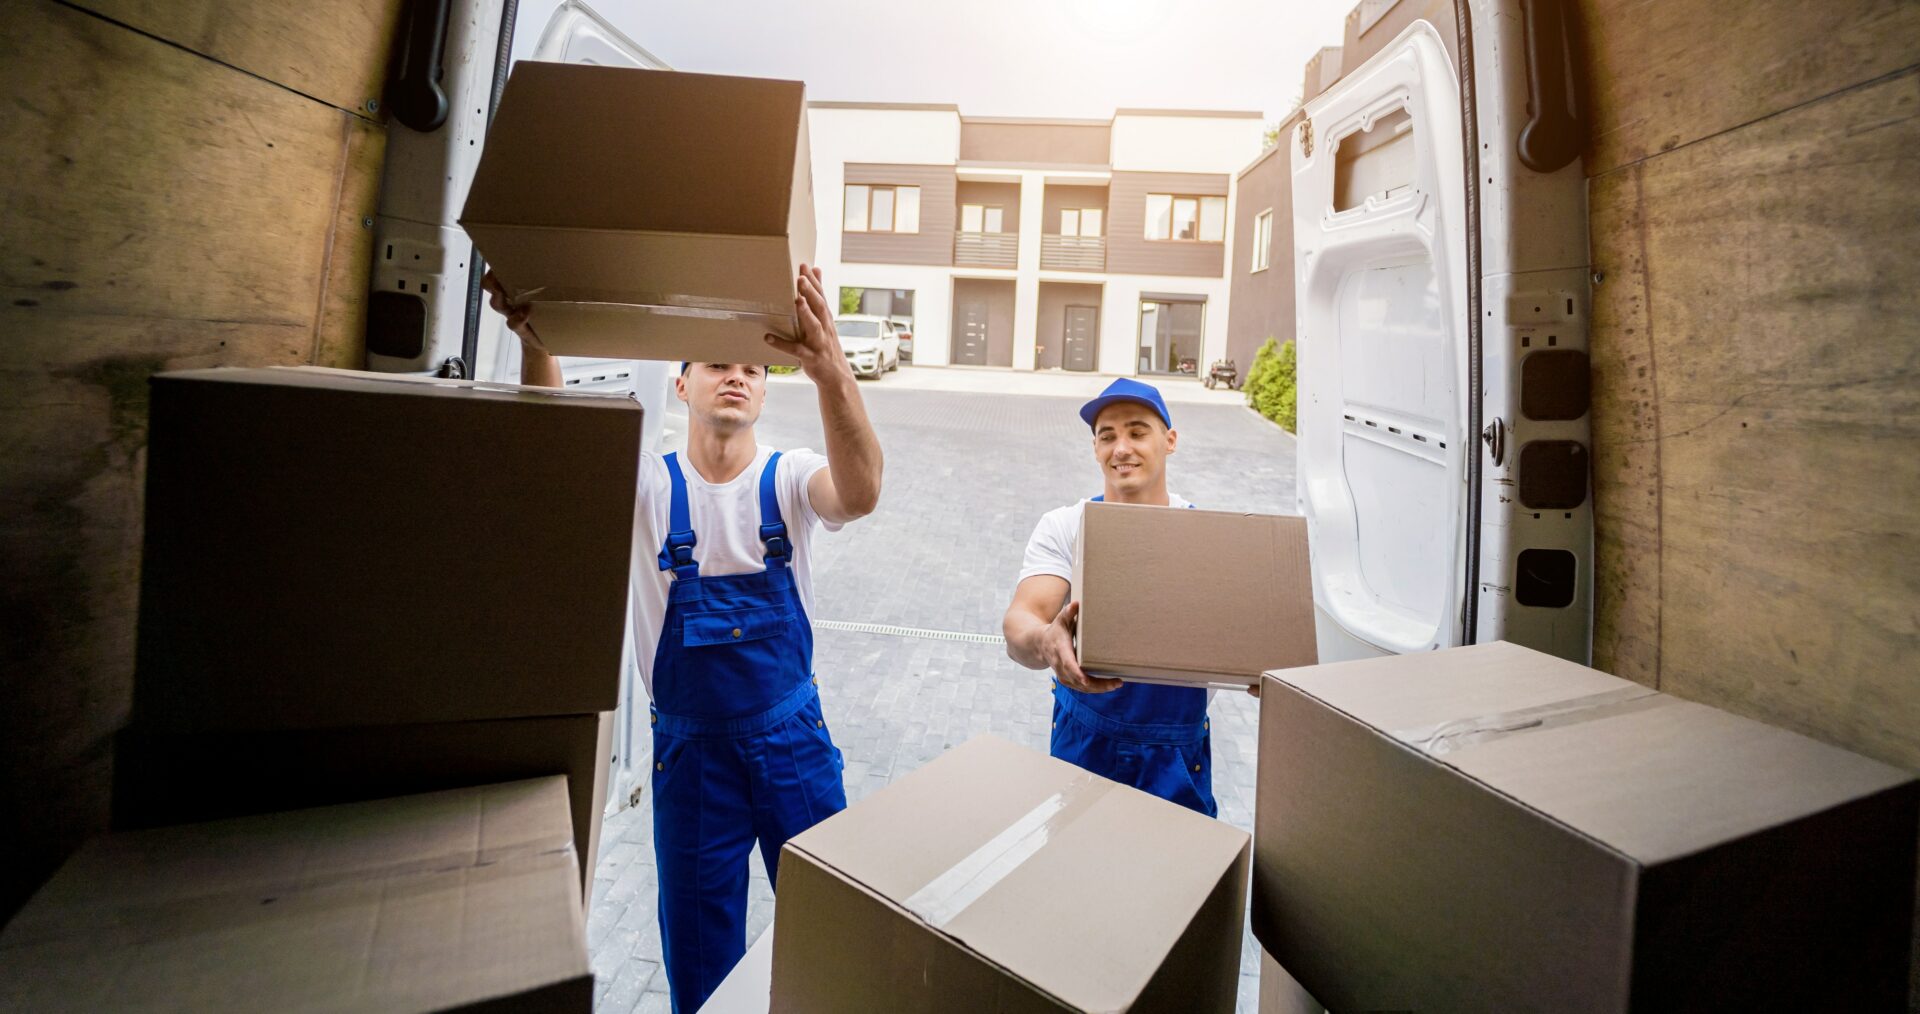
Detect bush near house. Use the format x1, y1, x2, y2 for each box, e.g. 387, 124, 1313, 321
1243, 337, 1298, 433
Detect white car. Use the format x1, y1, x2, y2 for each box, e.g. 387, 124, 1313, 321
835, 315, 901, 379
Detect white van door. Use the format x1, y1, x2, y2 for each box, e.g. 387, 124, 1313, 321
1292, 0, 1592, 663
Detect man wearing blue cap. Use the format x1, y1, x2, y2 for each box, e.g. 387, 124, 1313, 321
1002, 377, 1228, 816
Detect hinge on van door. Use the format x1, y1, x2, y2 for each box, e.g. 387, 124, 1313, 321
1482, 417, 1507, 466
1300, 118, 1315, 158
437, 356, 468, 380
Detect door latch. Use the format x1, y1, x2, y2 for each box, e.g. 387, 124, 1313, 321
1482, 417, 1507, 466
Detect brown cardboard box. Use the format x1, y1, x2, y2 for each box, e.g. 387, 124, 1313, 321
771, 735, 1250, 1013
461, 63, 814, 365
1252, 641, 1920, 1012
0, 778, 591, 1012
134, 367, 641, 732
1257, 947, 1325, 1014
1072, 501, 1316, 687
112, 712, 614, 892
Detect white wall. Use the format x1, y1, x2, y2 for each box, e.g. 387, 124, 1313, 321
829, 263, 957, 365
1098, 274, 1233, 377
1110, 114, 1266, 175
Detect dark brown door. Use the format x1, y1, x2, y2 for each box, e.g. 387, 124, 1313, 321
1063, 305, 1099, 372
955, 296, 989, 366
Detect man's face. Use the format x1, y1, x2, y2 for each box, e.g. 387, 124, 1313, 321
1092, 401, 1176, 494
676, 363, 766, 432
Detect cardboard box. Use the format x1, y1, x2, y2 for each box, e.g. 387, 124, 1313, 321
1072, 501, 1316, 687
1257, 947, 1325, 1014
700, 929, 774, 1014
771, 735, 1251, 1013
0, 778, 591, 1012
461, 63, 814, 365
134, 366, 641, 732
1252, 640, 1920, 1012
112, 712, 614, 892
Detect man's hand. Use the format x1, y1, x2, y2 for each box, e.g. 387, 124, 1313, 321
482, 270, 560, 388
1033, 600, 1123, 695
763, 264, 855, 383
482, 270, 537, 345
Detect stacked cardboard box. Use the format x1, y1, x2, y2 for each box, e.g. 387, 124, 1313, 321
118, 367, 643, 889
461, 62, 815, 366
1072, 500, 1317, 688
770, 735, 1251, 1013
0, 778, 591, 1012
1253, 640, 1920, 1011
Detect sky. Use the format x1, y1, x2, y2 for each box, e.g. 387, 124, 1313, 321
584, 0, 1351, 123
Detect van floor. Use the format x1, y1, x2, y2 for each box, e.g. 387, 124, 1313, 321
587, 370, 1300, 1013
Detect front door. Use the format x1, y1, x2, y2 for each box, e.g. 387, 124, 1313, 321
955, 296, 989, 365
1063, 306, 1098, 372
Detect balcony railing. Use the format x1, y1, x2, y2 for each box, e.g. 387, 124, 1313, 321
953, 231, 1018, 268
1041, 235, 1106, 271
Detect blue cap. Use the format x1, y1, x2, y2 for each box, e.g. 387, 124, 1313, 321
1079, 377, 1172, 431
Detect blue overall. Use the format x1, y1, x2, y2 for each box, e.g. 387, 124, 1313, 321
649, 451, 846, 1014
1049, 496, 1217, 817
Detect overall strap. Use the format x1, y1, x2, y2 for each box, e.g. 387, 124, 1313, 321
1090, 495, 1194, 507
757, 451, 790, 569
657, 453, 700, 580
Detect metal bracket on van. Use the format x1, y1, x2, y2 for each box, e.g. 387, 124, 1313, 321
1482, 417, 1507, 467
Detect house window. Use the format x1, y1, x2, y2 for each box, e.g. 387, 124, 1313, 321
1138, 299, 1206, 375
1060, 208, 1103, 237
961, 204, 1005, 233
1251, 209, 1273, 271
844, 184, 921, 233
1145, 193, 1227, 242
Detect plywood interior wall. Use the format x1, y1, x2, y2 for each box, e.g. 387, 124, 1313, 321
0, 0, 400, 917
1576, 0, 1920, 997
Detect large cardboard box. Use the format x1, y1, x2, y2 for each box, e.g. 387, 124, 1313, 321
461, 62, 814, 365
134, 367, 641, 732
112, 712, 614, 891
0, 778, 591, 1012
1072, 501, 1316, 687
771, 735, 1251, 1012
1252, 641, 1920, 1012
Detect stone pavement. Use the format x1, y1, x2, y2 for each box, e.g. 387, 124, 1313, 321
587, 367, 1298, 1013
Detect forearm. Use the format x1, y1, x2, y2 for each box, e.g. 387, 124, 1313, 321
520, 344, 562, 389
1003, 609, 1052, 670
813, 369, 883, 517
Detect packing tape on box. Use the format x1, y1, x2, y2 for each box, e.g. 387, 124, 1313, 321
903, 773, 1112, 928
1390, 685, 1669, 758
514, 286, 794, 318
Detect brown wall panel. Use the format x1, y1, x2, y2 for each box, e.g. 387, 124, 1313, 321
1107, 171, 1229, 278
1225, 143, 1296, 372
72, 0, 404, 115
0, 0, 392, 919
1035, 282, 1103, 370
841, 163, 957, 266
1041, 184, 1109, 235
960, 121, 1110, 165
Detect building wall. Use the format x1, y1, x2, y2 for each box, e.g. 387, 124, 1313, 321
1035, 282, 1105, 370
960, 120, 1110, 165
840, 163, 957, 266
954, 180, 1022, 230
1226, 139, 1298, 371
1107, 171, 1232, 277
1040, 184, 1110, 235
1110, 112, 1266, 174
951, 277, 1018, 368
1096, 273, 1232, 377
0, 0, 399, 920
835, 263, 957, 364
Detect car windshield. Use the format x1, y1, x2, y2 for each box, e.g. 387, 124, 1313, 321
836, 321, 882, 338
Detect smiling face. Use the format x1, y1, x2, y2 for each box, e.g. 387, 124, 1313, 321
676, 362, 766, 435
1091, 401, 1177, 501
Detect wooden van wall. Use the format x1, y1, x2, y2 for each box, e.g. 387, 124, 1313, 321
0, 0, 400, 918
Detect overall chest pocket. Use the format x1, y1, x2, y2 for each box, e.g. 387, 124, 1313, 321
681, 605, 791, 648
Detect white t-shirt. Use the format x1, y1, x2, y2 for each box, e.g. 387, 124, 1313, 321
631, 446, 840, 697
1018, 494, 1213, 700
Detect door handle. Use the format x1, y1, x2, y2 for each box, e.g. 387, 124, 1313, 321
1517, 0, 1583, 173
1482, 417, 1507, 467
386, 0, 452, 131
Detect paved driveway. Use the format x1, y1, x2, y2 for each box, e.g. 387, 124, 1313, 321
587, 368, 1299, 1014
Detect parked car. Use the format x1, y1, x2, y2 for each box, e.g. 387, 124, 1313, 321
890, 317, 915, 362
834, 315, 901, 378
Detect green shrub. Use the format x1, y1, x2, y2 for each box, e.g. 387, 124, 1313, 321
1243, 337, 1298, 433
769, 364, 799, 375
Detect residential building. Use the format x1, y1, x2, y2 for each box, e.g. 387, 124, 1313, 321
808, 102, 1264, 376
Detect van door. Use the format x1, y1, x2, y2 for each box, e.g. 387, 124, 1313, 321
1291, 0, 1592, 663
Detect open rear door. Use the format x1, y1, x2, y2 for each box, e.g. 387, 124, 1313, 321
1293, 0, 1592, 663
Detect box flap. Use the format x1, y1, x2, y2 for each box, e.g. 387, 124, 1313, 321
0, 779, 588, 1011
786, 736, 1249, 1011
461, 63, 804, 236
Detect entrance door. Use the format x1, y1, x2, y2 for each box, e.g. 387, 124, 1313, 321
1063, 306, 1099, 372
955, 296, 989, 365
